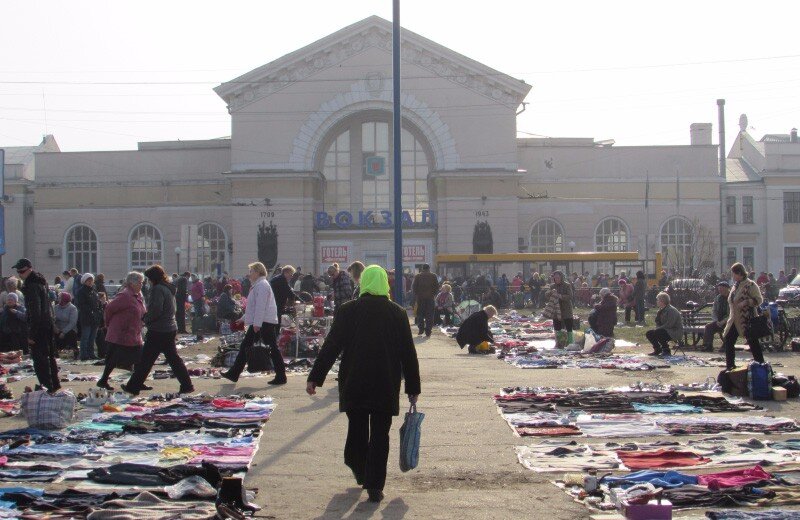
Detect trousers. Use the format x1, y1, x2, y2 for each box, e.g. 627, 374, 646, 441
125, 330, 192, 392
635, 298, 646, 322
703, 321, 725, 349
553, 318, 574, 331
722, 326, 765, 370
344, 410, 393, 491
228, 324, 286, 381
176, 299, 187, 333
646, 328, 672, 353
79, 325, 97, 360
31, 329, 60, 392
416, 298, 435, 335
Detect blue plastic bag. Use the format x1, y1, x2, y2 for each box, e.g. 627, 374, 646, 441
399, 404, 424, 472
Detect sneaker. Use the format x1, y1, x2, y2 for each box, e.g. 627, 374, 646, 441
367, 489, 384, 503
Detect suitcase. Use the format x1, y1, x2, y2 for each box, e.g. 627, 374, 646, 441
748, 361, 774, 400
726, 366, 750, 397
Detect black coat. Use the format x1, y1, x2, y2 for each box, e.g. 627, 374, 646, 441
308, 295, 421, 416
21, 271, 53, 332
269, 274, 295, 317
592, 293, 618, 337
455, 310, 493, 349
175, 276, 188, 302
75, 284, 101, 328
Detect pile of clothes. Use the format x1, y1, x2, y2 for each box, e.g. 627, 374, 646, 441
0, 393, 274, 518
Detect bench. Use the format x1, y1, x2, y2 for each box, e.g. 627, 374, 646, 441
680, 303, 722, 349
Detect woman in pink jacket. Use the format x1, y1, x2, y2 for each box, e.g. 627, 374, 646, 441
97, 272, 146, 391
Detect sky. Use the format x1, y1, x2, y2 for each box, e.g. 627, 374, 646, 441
2, 0, 799, 152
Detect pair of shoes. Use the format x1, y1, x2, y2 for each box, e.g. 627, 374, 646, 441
178, 385, 195, 394
96, 380, 114, 391
220, 371, 238, 383
267, 378, 287, 385
120, 384, 139, 396
367, 489, 384, 503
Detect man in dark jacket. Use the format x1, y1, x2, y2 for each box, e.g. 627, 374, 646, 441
75, 273, 101, 360
14, 258, 60, 392
175, 272, 189, 333
455, 305, 497, 353
412, 264, 439, 337
307, 266, 420, 503
270, 265, 297, 319
633, 271, 647, 324
703, 281, 731, 352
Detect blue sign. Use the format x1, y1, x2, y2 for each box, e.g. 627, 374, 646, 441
315, 209, 436, 229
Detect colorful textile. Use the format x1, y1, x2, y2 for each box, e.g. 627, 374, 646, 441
697, 465, 772, 490
616, 448, 712, 469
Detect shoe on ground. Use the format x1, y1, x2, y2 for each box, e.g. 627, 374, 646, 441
267, 378, 287, 385
178, 386, 195, 394
660, 350, 672, 357
120, 384, 139, 396
367, 489, 384, 503
647, 351, 661, 356
220, 371, 238, 383
425, 333, 431, 338
96, 381, 114, 391
140, 384, 153, 391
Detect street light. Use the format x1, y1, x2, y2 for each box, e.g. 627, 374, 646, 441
568, 241, 576, 252
174, 246, 182, 273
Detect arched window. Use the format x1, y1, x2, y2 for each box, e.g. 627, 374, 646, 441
64, 224, 97, 274
529, 219, 564, 253
595, 218, 629, 252
319, 113, 431, 219
129, 223, 163, 271
196, 223, 227, 276
660, 217, 694, 271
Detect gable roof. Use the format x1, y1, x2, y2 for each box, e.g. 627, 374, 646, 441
215, 16, 531, 111
726, 158, 761, 183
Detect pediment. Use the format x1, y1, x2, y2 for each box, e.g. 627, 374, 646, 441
214, 16, 531, 111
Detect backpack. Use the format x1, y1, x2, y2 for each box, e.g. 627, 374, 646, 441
748, 361, 774, 400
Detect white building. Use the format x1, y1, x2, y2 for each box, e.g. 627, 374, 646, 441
0, 16, 775, 280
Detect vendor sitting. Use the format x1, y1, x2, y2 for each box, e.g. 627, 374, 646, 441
588, 287, 618, 337
702, 281, 730, 352
645, 292, 683, 357
456, 305, 497, 353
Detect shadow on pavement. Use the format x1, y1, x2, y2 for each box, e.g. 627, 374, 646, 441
255, 408, 339, 470
313, 487, 362, 519
295, 386, 338, 413
380, 498, 409, 519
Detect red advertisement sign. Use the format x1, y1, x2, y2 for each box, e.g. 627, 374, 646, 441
321, 245, 349, 263
403, 245, 426, 263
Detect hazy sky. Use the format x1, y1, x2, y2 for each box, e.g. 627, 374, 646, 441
2, 0, 799, 152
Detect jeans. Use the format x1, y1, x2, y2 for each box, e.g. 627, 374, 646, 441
125, 330, 192, 392
227, 324, 286, 381
703, 321, 725, 350
31, 330, 60, 392
722, 327, 765, 370
79, 325, 98, 360
416, 298, 435, 335
635, 298, 645, 322
345, 410, 393, 491
646, 328, 672, 353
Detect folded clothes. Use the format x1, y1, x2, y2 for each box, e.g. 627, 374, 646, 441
631, 403, 703, 414
516, 426, 581, 437
85, 491, 218, 520
601, 469, 699, 489
616, 448, 712, 470
663, 484, 773, 509
697, 465, 772, 490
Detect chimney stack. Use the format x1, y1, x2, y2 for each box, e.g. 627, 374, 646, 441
792, 128, 798, 143
690, 123, 712, 145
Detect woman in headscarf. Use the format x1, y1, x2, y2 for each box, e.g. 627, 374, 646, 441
307, 265, 421, 504
98, 272, 146, 391
53, 292, 79, 357
549, 271, 575, 344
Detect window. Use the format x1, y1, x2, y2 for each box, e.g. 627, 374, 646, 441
742, 196, 754, 224
726, 196, 737, 225
319, 115, 431, 218
129, 224, 163, 271
784, 192, 800, 223
530, 219, 564, 253
726, 247, 737, 268
743, 247, 755, 271
595, 218, 629, 252
660, 217, 693, 271
786, 247, 800, 272
196, 223, 227, 276
65, 225, 97, 274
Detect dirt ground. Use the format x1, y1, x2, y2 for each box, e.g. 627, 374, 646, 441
3, 321, 800, 519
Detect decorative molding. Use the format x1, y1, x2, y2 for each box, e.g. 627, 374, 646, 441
216, 20, 529, 112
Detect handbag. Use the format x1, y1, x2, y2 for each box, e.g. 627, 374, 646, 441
246, 338, 272, 373
399, 404, 424, 472
746, 308, 772, 338
20, 389, 76, 429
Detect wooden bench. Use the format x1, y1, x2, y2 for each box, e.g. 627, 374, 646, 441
680, 303, 720, 349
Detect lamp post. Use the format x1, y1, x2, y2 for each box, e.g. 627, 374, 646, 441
391, 0, 403, 305
174, 246, 182, 273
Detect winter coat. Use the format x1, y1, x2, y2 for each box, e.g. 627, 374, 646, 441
435, 291, 455, 312
724, 278, 763, 337
330, 271, 354, 308
270, 274, 296, 317
216, 292, 239, 320
21, 271, 53, 332
308, 295, 421, 416
105, 287, 146, 347
655, 304, 683, 341
0, 304, 28, 350
0, 290, 24, 307
75, 284, 101, 328
633, 278, 647, 302
456, 310, 494, 349
412, 272, 439, 301
175, 276, 188, 301
54, 303, 79, 334
143, 282, 177, 333
551, 281, 574, 319
593, 293, 619, 337
243, 277, 278, 327
618, 284, 634, 307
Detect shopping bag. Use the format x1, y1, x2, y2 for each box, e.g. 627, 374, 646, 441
20, 389, 76, 429
399, 404, 424, 472
246, 340, 272, 373
748, 361, 774, 400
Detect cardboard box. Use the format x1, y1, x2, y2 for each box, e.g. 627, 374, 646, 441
773, 386, 788, 401
623, 499, 672, 520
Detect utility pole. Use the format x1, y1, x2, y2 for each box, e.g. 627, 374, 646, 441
392, 0, 404, 304
717, 99, 727, 274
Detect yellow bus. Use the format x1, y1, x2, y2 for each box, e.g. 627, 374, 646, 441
435, 251, 663, 287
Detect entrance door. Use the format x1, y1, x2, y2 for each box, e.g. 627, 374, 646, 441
364, 252, 388, 268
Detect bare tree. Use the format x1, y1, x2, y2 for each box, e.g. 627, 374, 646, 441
662, 217, 717, 278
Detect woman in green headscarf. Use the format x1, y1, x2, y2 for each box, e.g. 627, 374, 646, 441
307, 265, 421, 504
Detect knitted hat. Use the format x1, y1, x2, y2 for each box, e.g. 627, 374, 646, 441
81, 273, 95, 285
